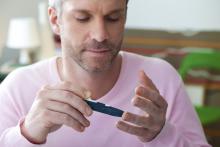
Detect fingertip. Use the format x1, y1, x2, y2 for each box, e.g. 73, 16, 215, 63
83, 90, 92, 99
73, 125, 85, 132
83, 120, 90, 127
139, 70, 146, 78
121, 111, 127, 120
116, 120, 127, 131
131, 98, 135, 105
131, 98, 136, 105
44, 83, 59, 90
131, 97, 142, 107
134, 87, 139, 94
85, 107, 93, 117
41, 84, 50, 90
79, 126, 85, 132
135, 86, 144, 95
115, 121, 120, 126
122, 112, 131, 121
116, 120, 123, 127
139, 70, 144, 75
138, 70, 149, 85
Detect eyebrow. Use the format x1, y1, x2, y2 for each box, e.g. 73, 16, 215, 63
71, 8, 126, 15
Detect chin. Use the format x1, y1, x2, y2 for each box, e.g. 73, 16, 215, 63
76, 48, 120, 73
79, 53, 114, 71
81, 62, 112, 73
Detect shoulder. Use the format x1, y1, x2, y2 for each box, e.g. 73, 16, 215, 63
121, 51, 182, 90
122, 51, 176, 73
1, 57, 58, 88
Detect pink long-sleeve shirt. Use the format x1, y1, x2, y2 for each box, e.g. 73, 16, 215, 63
0, 51, 211, 147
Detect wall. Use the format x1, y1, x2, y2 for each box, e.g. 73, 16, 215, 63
126, 0, 220, 31
1, 0, 220, 50
0, 0, 41, 53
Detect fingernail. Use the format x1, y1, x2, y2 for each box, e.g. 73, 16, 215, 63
131, 98, 137, 105
86, 107, 93, 116
135, 87, 139, 93
80, 126, 85, 132
84, 120, 90, 127
115, 121, 120, 128
122, 112, 127, 120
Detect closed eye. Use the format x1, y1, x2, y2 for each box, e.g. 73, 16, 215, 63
105, 11, 124, 23
76, 17, 90, 23
106, 17, 120, 22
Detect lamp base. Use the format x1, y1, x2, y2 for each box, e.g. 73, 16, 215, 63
19, 49, 31, 65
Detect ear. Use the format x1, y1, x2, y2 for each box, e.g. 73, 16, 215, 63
48, 7, 60, 35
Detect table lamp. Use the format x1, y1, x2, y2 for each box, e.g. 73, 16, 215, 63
6, 17, 40, 64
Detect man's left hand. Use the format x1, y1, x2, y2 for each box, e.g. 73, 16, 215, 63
116, 70, 168, 142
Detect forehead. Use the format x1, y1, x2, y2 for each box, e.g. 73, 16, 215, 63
62, 0, 126, 14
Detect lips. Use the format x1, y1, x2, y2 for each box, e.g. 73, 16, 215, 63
86, 48, 110, 53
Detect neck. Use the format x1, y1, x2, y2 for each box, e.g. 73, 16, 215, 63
57, 54, 122, 100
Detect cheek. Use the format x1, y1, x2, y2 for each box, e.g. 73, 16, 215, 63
62, 24, 88, 46
109, 28, 124, 45
109, 23, 125, 38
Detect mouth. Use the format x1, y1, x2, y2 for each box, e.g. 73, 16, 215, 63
86, 48, 111, 53
84, 48, 112, 59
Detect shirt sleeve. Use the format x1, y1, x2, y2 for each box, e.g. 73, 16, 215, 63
144, 81, 211, 147
0, 119, 40, 147
0, 69, 39, 147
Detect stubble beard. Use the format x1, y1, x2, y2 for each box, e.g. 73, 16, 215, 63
65, 39, 122, 74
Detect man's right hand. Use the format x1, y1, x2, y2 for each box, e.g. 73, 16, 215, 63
22, 82, 93, 143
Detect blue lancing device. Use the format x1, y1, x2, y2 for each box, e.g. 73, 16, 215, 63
85, 99, 124, 117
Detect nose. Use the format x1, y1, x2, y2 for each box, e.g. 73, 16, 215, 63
90, 19, 109, 42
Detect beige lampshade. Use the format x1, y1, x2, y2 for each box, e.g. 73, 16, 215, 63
6, 17, 40, 50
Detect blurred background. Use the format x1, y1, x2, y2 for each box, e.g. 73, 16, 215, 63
0, 0, 220, 146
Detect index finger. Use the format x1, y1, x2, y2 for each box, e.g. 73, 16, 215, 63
138, 70, 159, 93
46, 81, 91, 99
44, 82, 93, 116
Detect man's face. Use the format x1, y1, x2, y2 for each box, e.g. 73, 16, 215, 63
57, 0, 127, 73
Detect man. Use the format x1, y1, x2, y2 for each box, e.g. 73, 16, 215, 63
0, 0, 211, 146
